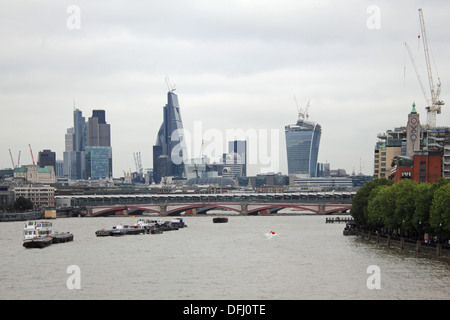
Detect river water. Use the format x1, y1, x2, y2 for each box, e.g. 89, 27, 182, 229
0, 214, 449, 300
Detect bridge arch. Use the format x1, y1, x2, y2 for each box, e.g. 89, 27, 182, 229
166, 204, 241, 216
91, 205, 128, 217
247, 204, 319, 215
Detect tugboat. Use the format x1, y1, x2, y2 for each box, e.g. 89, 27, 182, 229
23, 221, 52, 248
23, 221, 74, 248
213, 216, 228, 223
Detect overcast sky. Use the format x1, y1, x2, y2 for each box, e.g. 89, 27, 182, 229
1, 0, 449, 178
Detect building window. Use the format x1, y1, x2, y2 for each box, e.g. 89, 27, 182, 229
420, 161, 426, 182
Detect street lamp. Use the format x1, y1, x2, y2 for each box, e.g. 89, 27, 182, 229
418, 220, 422, 241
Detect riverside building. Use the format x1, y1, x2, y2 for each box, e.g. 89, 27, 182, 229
375, 103, 450, 183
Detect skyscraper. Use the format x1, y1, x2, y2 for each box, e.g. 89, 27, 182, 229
227, 140, 247, 178
63, 108, 112, 180
63, 109, 86, 179
86, 110, 112, 179
285, 111, 321, 177
153, 90, 188, 184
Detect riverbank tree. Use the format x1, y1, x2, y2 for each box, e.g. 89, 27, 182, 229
351, 178, 449, 242
350, 178, 393, 226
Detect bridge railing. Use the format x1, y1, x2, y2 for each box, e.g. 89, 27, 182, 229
57, 191, 355, 208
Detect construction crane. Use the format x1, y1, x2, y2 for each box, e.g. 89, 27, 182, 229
193, 140, 205, 181
294, 96, 310, 121
418, 8, 444, 127
404, 42, 430, 103
9, 149, 21, 168
9, 149, 15, 168
165, 74, 176, 92
28, 144, 35, 165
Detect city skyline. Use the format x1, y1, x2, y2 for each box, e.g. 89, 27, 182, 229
1, 1, 450, 178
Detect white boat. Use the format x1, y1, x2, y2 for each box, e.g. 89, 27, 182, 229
110, 224, 145, 236
133, 218, 163, 229
264, 231, 278, 239
23, 221, 54, 248
23, 221, 74, 248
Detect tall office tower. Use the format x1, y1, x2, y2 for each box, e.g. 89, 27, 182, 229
63, 108, 112, 180
285, 111, 322, 177
227, 140, 247, 177
153, 90, 188, 184
73, 109, 87, 152
63, 109, 86, 179
85, 110, 112, 179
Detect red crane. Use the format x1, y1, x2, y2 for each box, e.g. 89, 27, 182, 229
29, 144, 35, 165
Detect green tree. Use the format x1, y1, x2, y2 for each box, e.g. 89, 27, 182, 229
430, 184, 450, 241
351, 178, 393, 226
413, 182, 433, 235
392, 179, 418, 233
14, 197, 33, 211
373, 185, 398, 230
367, 185, 390, 230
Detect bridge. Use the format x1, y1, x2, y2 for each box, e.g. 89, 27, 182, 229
56, 191, 354, 217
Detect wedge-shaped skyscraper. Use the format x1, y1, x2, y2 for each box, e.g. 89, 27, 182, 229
153, 90, 188, 184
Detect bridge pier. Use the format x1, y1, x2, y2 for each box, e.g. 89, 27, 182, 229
318, 204, 326, 215
159, 204, 167, 216
240, 203, 248, 215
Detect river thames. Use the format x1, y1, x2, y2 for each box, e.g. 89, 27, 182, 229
0, 214, 449, 300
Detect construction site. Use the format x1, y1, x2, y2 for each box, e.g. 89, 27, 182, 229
376, 8, 449, 183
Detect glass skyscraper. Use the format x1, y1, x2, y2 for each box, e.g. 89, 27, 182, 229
63, 108, 112, 180
153, 90, 188, 184
85, 146, 112, 179
285, 115, 322, 177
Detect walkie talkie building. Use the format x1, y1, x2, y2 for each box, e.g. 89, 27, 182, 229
285, 114, 321, 177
